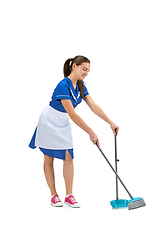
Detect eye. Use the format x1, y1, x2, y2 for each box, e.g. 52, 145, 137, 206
83, 67, 90, 72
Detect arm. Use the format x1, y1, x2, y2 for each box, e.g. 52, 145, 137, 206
61, 99, 100, 147
84, 95, 119, 135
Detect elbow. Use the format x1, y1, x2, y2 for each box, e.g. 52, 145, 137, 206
68, 112, 78, 121
90, 104, 98, 113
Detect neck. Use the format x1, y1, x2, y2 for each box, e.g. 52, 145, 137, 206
68, 73, 78, 89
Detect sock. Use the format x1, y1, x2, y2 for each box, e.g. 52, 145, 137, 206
51, 194, 57, 198
66, 194, 72, 197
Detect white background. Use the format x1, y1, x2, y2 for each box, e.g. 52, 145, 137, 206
0, 0, 160, 239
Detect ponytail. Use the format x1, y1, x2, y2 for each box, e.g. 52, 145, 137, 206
63, 55, 90, 99
63, 58, 73, 78
77, 80, 84, 98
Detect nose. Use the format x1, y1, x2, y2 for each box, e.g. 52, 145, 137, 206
85, 72, 88, 76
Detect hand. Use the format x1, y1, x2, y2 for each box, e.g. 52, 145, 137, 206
110, 123, 119, 135
89, 131, 100, 148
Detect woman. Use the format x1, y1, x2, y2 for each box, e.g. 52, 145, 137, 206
29, 55, 119, 208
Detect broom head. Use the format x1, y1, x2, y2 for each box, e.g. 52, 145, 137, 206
128, 197, 146, 210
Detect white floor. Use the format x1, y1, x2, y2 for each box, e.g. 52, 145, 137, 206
0, 191, 158, 240
0, 144, 159, 240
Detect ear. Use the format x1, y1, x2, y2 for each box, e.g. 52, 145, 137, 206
72, 63, 77, 70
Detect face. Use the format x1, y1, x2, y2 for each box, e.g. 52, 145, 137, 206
73, 62, 90, 80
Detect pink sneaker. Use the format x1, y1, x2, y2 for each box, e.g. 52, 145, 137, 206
51, 194, 63, 207
64, 194, 80, 208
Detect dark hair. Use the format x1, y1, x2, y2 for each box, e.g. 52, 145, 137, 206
63, 55, 90, 98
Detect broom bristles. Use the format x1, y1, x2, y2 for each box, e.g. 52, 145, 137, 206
128, 198, 146, 210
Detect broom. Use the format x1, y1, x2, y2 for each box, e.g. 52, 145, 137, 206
96, 142, 146, 210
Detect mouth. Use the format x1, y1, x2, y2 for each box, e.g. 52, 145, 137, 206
82, 75, 86, 79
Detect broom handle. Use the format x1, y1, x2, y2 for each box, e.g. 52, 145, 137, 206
96, 142, 133, 199
114, 129, 119, 200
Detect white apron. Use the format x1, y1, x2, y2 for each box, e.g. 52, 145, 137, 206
35, 105, 73, 150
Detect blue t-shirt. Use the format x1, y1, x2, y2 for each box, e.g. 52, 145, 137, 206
49, 77, 89, 113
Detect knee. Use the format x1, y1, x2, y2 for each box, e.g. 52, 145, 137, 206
44, 155, 54, 166
65, 150, 73, 162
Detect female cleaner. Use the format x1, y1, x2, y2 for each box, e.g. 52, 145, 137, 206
29, 55, 119, 208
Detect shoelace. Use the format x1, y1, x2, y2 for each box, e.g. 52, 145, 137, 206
54, 195, 60, 203
69, 196, 77, 203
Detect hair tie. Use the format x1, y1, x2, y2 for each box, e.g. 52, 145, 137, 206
69, 58, 73, 67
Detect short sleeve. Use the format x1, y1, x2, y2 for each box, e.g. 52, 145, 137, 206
83, 83, 89, 98
56, 82, 71, 100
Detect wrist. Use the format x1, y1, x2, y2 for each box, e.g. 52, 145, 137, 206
88, 128, 94, 135
108, 120, 113, 125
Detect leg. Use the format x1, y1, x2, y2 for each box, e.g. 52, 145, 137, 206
63, 150, 74, 196
43, 155, 57, 196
